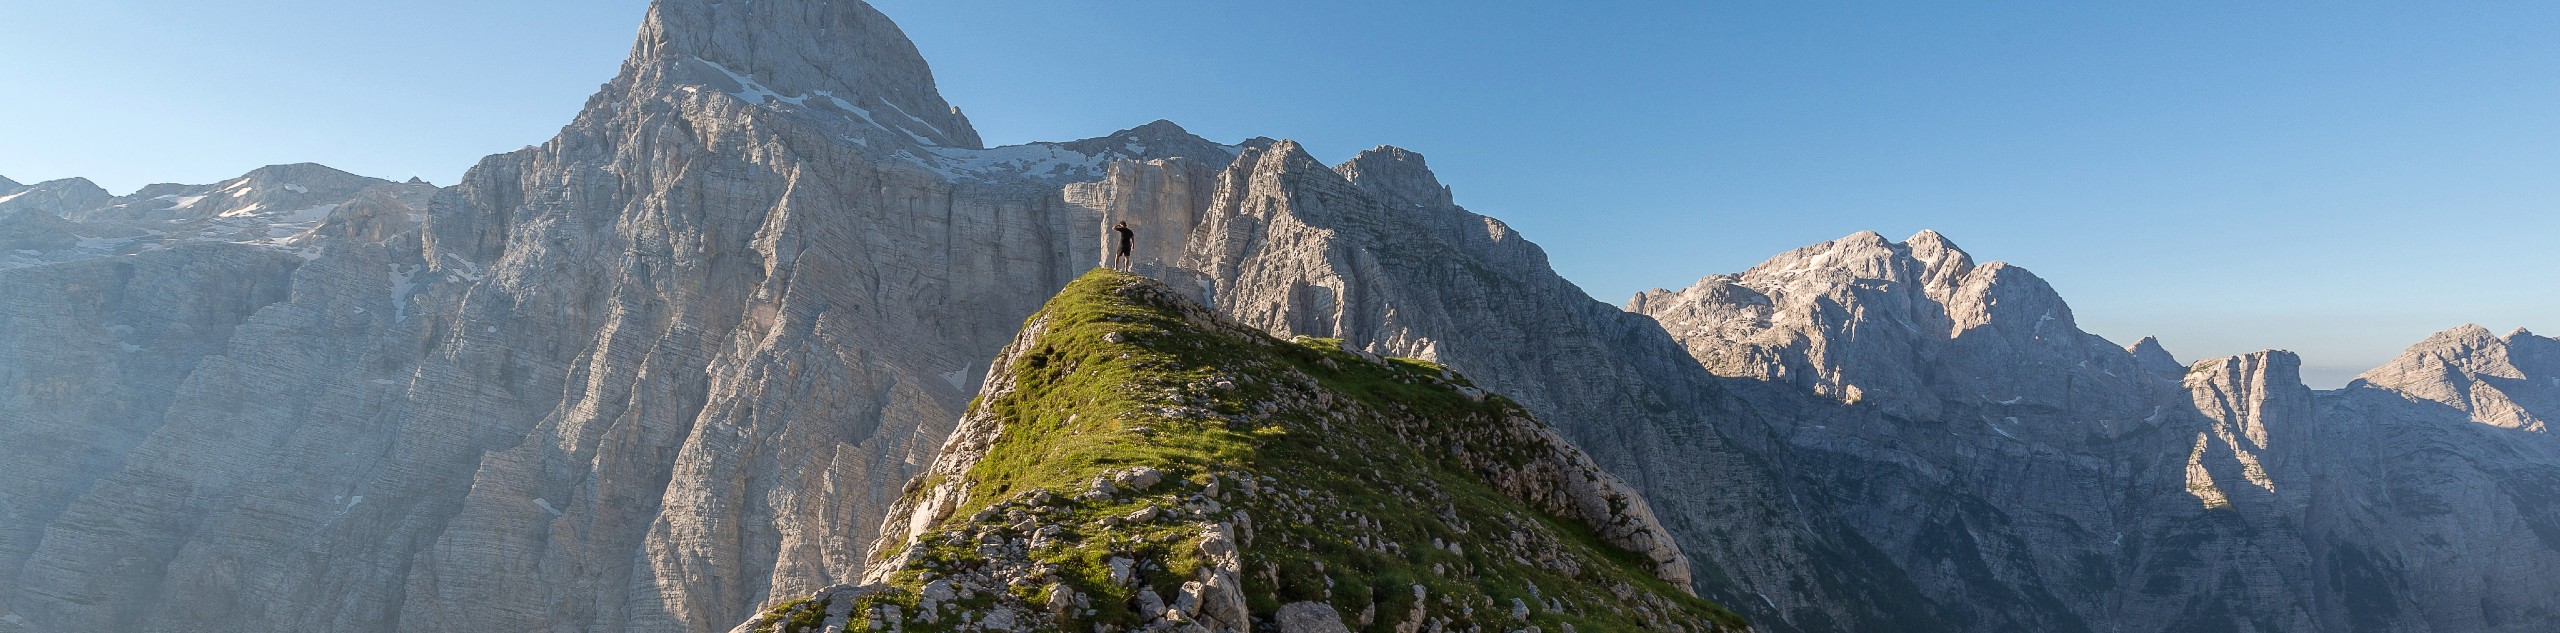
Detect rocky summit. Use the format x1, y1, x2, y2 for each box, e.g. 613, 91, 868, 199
731, 270, 1741, 633
2, 1, 2556, 632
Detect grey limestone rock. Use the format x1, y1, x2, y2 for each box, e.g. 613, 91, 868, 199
2129, 335, 2185, 377
2353, 324, 2557, 431
1275, 601, 1352, 633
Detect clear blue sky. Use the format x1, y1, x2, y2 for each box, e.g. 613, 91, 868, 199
5, 1, 2554, 387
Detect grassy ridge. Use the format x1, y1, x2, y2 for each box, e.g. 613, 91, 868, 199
743, 270, 1745, 632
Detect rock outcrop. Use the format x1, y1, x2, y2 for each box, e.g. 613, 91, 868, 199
735, 270, 1743, 633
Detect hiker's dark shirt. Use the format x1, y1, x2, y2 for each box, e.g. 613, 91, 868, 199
1115, 226, 1134, 255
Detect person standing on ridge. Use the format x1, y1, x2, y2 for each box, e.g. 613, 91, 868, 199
1112, 221, 1136, 270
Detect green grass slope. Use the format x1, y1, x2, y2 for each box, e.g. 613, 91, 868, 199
735, 270, 1747, 633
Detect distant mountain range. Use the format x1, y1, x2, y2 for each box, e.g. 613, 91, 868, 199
0, 1, 2550, 632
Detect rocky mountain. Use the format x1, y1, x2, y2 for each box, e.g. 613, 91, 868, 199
2351, 325, 2556, 432
1627, 231, 2560, 632
2, 1, 2554, 632
1, 1, 1242, 631
734, 270, 1738, 633
0, 164, 435, 270
0, 178, 113, 220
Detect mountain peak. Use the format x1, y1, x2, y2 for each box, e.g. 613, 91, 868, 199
1048, 119, 1236, 166
1245, 139, 1334, 178
0, 175, 21, 191
1742, 230, 1978, 292
0, 177, 112, 218
1335, 145, 1454, 210
632, 0, 981, 147
2355, 324, 2551, 431
1635, 229, 2148, 420
2437, 323, 2501, 344
2130, 336, 2184, 376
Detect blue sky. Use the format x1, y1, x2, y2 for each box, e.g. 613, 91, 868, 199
4, 1, 2554, 387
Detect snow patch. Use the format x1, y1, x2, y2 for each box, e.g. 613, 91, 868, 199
0, 190, 28, 205
389, 263, 421, 322
274, 203, 339, 223
916, 143, 1113, 182
878, 98, 948, 139
699, 59, 811, 108
533, 498, 566, 517
698, 63, 940, 144
282, 184, 309, 194
442, 254, 486, 282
